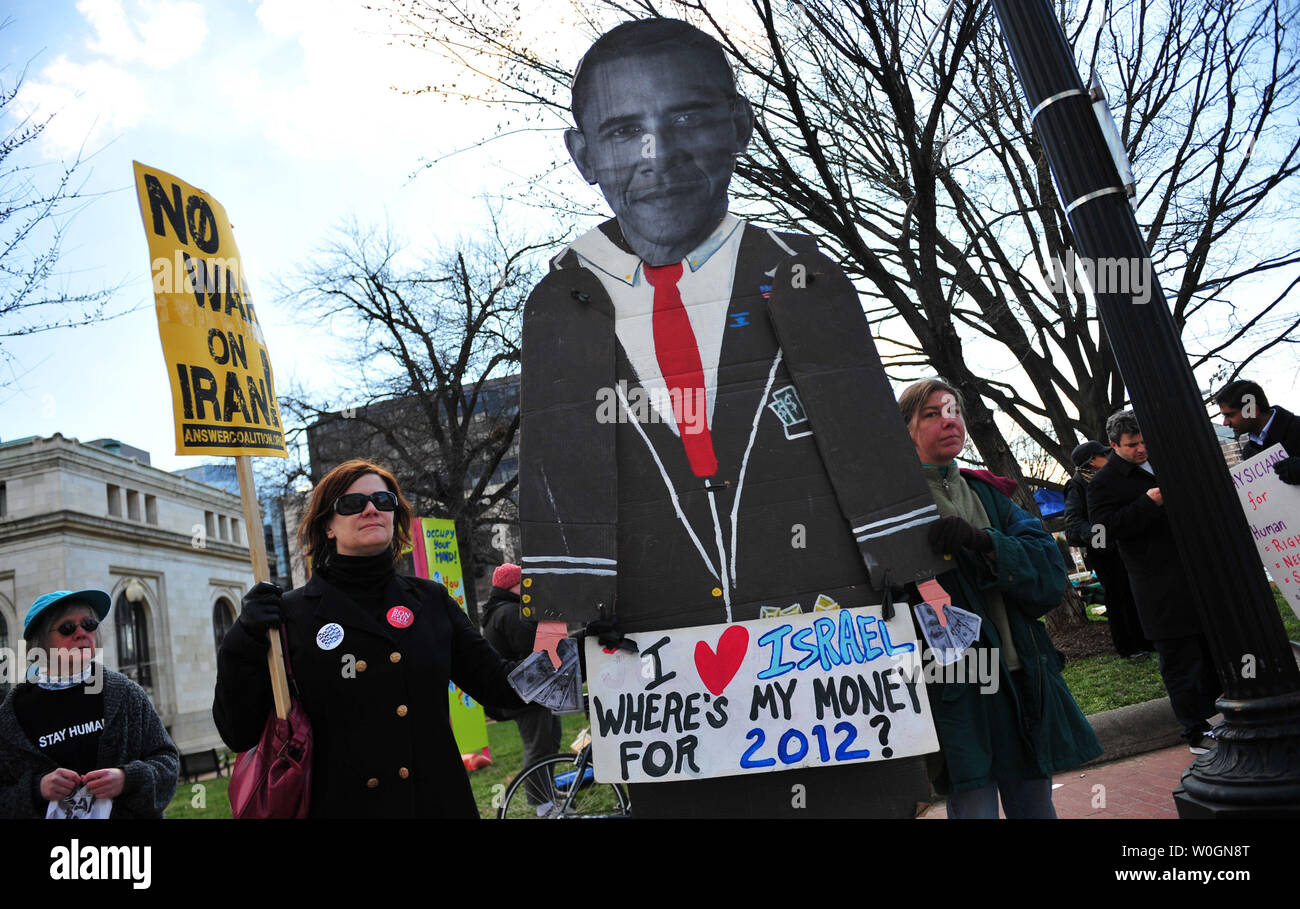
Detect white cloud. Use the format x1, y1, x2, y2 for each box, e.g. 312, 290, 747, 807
207, 0, 527, 165
79, 0, 208, 66
12, 56, 149, 158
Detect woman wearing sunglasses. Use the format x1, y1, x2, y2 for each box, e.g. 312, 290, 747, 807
0, 589, 179, 818
213, 458, 524, 818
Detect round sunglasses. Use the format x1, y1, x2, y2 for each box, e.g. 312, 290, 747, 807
333, 490, 399, 516
55, 618, 100, 636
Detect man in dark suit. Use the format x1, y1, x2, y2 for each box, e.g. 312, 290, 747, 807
1062, 440, 1152, 657
519, 18, 945, 816
1087, 410, 1220, 753
1213, 380, 1300, 483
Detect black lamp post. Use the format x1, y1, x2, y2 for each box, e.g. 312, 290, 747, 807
988, 0, 1300, 816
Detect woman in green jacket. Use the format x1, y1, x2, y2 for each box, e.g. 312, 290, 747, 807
901, 379, 1102, 818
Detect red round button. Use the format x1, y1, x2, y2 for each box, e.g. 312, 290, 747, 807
387, 605, 414, 628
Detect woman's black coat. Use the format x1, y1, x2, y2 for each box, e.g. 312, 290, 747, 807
214, 573, 520, 818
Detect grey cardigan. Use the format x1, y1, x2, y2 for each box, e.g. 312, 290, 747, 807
0, 668, 179, 818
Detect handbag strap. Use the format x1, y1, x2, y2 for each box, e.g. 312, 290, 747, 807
276, 620, 302, 699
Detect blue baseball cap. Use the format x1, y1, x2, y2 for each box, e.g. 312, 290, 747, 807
24, 589, 112, 640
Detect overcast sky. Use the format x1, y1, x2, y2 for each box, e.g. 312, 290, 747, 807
2, 1, 1294, 477
1, 0, 591, 472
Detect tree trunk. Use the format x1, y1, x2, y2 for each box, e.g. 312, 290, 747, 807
1044, 581, 1090, 637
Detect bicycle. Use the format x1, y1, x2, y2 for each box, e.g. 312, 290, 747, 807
496, 728, 632, 819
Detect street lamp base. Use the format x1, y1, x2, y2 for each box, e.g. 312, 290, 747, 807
1174, 691, 1300, 817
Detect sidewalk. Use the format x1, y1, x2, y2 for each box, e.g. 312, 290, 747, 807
920, 742, 1195, 818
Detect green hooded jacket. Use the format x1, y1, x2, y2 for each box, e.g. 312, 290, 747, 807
926, 471, 1103, 793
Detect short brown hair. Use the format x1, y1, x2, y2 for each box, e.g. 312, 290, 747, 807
1213, 379, 1268, 413
898, 378, 966, 429
299, 459, 413, 570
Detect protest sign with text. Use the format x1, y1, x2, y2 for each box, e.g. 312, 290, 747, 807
410, 517, 490, 754
1232, 444, 1300, 621
132, 162, 287, 457
585, 605, 939, 784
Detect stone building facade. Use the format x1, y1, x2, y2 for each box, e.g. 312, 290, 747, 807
0, 434, 254, 752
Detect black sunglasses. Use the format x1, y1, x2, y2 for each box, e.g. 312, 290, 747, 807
333, 491, 399, 516
55, 618, 100, 636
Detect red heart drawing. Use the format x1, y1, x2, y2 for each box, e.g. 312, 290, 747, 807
694, 625, 750, 696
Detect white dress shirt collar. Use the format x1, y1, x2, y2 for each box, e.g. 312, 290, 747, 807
1247, 407, 1277, 447
566, 213, 744, 288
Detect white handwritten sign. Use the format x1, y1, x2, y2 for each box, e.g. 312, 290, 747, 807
1232, 444, 1300, 622
585, 605, 938, 783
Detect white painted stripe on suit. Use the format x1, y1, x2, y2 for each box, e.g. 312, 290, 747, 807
706, 485, 732, 623
855, 513, 941, 541
616, 383, 721, 583
523, 556, 617, 565
523, 568, 618, 576
851, 504, 938, 534
537, 464, 569, 552
729, 349, 786, 589
766, 229, 797, 257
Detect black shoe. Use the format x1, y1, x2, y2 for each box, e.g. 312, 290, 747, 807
1188, 732, 1216, 755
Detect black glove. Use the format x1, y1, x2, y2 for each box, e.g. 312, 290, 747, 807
1274, 456, 1300, 485
927, 515, 993, 556
583, 612, 637, 654
238, 581, 283, 635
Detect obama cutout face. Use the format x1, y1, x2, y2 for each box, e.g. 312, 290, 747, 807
564, 35, 754, 267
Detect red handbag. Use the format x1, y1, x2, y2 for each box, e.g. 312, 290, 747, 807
228, 629, 313, 819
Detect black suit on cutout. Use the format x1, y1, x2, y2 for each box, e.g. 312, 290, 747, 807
519, 219, 946, 818
521, 219, 944, 633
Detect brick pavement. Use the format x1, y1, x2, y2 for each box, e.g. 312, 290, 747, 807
920, 742, 1198, 818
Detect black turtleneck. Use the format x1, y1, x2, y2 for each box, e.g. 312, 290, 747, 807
317, 548, 397, 617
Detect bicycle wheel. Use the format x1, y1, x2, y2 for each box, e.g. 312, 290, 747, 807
497, 753, 631, 819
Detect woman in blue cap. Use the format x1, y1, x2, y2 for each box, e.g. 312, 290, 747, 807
0, 589, 178, 818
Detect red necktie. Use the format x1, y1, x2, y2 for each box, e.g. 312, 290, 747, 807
645, 262, 718, 478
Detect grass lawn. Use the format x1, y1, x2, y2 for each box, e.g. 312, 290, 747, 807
166, 770, 232, 819
1061, 587, 1299, 715
164, 711, 590, 819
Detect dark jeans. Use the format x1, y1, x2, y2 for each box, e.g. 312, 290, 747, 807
946, 777, 1058, 819
1088, 550, 1153, 656
511, 704, 562, 804
1152, 633, 1220, 741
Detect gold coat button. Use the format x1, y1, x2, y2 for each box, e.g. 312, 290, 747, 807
389, 651, 402, 663
521, 594, 531, 603
711, 587, 723, 597
522, 606, 532, 618
366, 778, 379, 789
398, 767, 410, 779
396, 704, 408, 717
356, 660, 367, 672
523, 578, 532, 587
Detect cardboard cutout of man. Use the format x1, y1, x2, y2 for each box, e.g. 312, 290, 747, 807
520, 19, 947, 817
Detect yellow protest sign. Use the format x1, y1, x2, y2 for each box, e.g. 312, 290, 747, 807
132, 161, 287, 457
